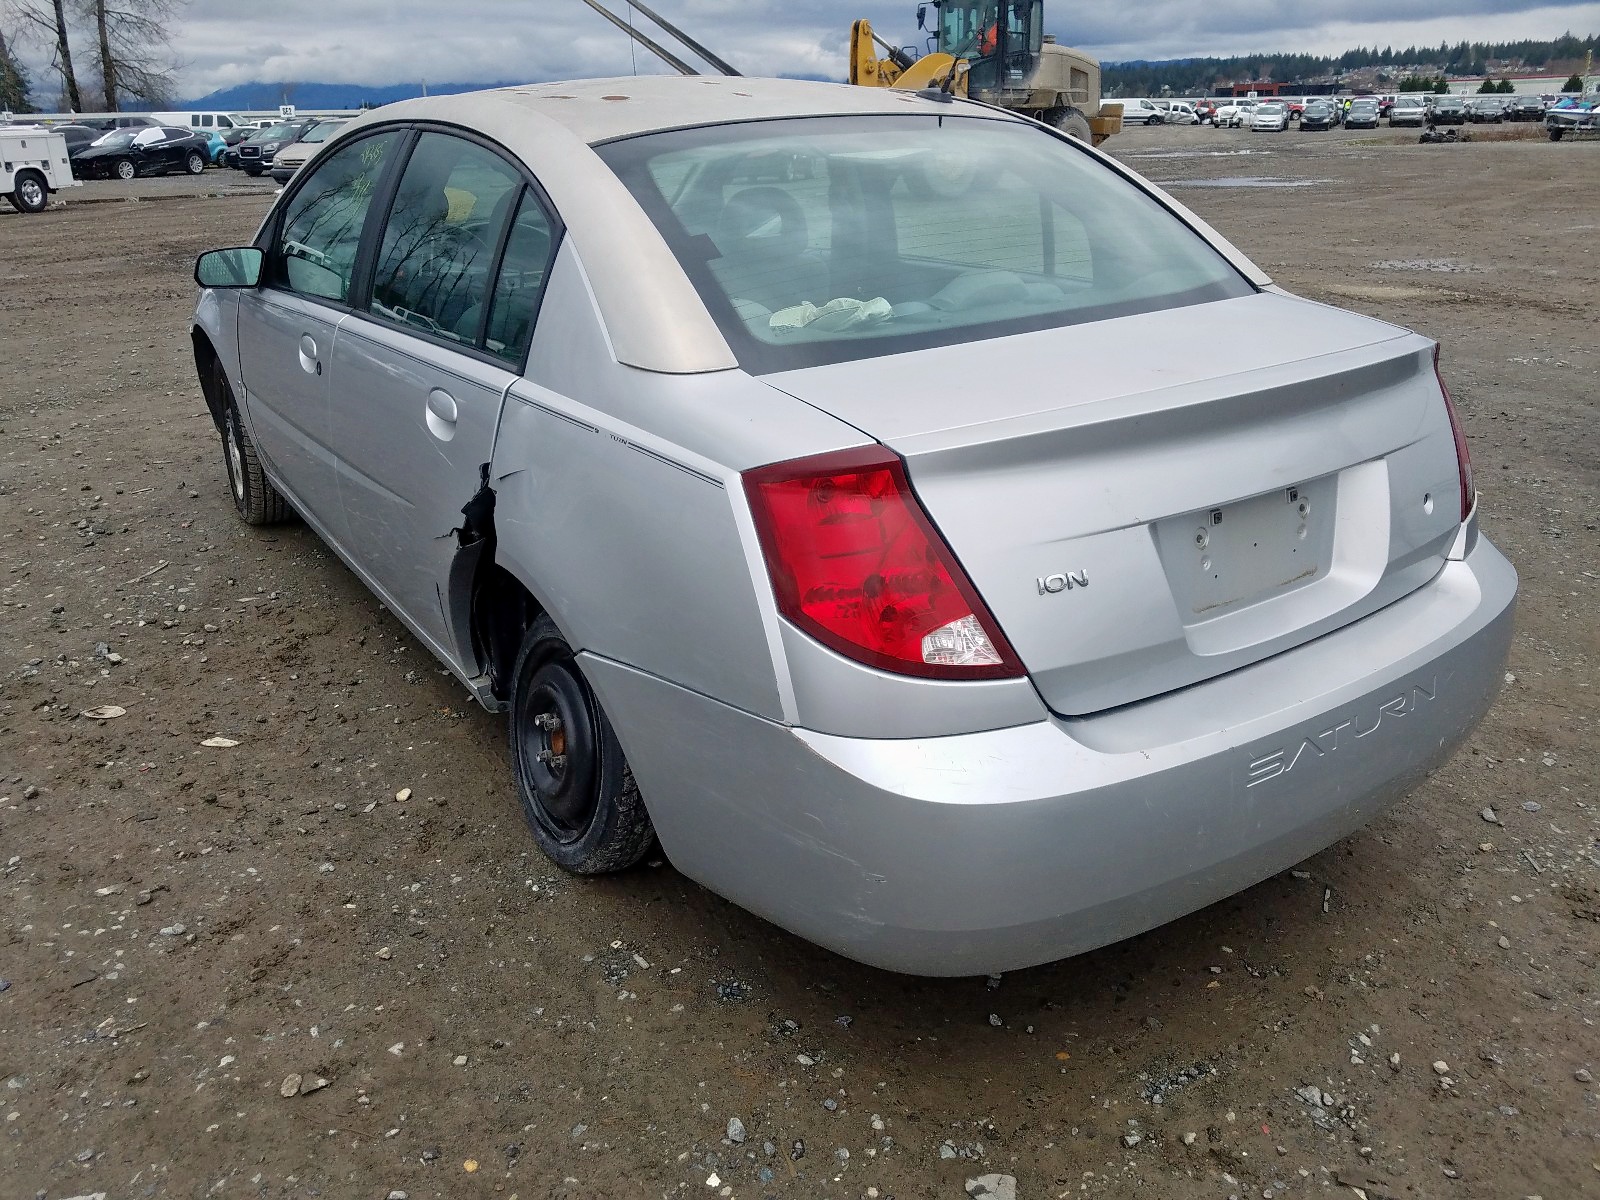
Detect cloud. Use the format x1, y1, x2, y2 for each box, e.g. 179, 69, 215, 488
12, 0, 1599, 101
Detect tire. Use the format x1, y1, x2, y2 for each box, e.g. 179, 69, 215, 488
509, 615, 654, 875
1047, 106, 1093, 144
243, 165, 262, 177
186, 150, 205, 175
11, 171, 48, 214
215, 364, 291, 525
115, 158, 136, 181
1549, 127, 1563, 141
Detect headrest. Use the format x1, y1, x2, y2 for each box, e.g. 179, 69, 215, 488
714, 186, 808, 261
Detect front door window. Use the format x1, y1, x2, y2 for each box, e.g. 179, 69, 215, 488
271, 131, 402, 303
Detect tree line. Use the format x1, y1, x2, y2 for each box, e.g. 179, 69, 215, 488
1103, 32, 1599, 97
1, 0, 183, 113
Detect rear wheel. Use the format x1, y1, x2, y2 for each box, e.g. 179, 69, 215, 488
510, 615, 654, 875
186, 150, 206, 174
11, 171, 48, 213
115, 158, 135, 181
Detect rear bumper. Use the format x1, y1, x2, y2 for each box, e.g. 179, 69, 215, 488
585, 535, 1515, 976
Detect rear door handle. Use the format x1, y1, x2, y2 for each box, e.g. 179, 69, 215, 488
426, 388, 458, 441
297, 333, 320, 376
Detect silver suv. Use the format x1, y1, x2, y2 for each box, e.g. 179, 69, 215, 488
190, 78, 1516, 975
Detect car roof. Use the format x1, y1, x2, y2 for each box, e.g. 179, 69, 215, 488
359, 75, 1023, 147
325, 77, 1034, 375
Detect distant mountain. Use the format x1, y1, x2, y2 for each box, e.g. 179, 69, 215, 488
182, 74, 836, 110
179, 80, 524, 110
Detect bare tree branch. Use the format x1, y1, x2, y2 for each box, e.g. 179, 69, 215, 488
13, 0, 83, 110
79, 0, 185, 109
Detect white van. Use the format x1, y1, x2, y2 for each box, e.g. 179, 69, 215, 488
151, 111, 247, 131
1118, 98, 1166, 126
0, 124, 80, 213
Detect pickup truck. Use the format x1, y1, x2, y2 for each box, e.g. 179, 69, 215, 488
0, 124, 80, 213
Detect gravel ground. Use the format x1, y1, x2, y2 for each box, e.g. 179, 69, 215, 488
2, 126, 1597, 1200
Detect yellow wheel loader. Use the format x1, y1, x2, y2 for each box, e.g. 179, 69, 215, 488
575, 0, 1119, 145
849, 1, 1123, 145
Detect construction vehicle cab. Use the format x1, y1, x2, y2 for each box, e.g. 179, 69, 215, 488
923, 0, 1041, 90
852, 1, 1121, 145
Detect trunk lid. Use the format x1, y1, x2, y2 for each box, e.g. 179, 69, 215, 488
764, 291, 1466, 715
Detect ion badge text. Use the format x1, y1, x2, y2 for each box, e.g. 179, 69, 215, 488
1037, 570, 1089, 595
1246, 678, 1438, 787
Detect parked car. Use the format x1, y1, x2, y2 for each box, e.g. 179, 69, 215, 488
1284, 98, 1307, 121
234, 119, 317, 176
202, 130, 228, 164
1299, 100, 1337, 130
1251, 102, 1290, 131
1216, 99, 1257, 128
80, 115, 156, 131
1507, 95, 1545, 122
1464, 96, 1505, 124
1344, 98, 1381, 129
47, 122, 102, 154
1193, 99, 1219, 124
71, 125, 210, 180
268, 119, 349, 183
1162, 102, 1200, 125
1427, 95, 1467, 125
1118, 97, 1166, 126
1388, 97, 1428, 127
188, 78, 1516, 976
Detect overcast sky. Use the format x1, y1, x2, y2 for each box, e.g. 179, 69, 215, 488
15, 0, 1600, 97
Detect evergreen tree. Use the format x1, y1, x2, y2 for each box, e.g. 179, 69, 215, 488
0, 26, 34, 112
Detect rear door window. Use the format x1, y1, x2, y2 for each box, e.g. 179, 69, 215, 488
369, 132, 523, 346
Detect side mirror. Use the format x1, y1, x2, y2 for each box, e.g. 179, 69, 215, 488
195, 246, 263, 289
916, 4, 928, 30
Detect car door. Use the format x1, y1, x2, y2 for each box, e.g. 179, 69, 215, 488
129, 126, 163, 170
328, 130, 554, 664
235, 128, 404, 543
158, 127, 189, 171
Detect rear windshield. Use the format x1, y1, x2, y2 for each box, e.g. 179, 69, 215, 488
597, 114, 1252, 373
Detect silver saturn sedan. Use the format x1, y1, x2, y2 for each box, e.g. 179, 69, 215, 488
189, 77, 1516, 975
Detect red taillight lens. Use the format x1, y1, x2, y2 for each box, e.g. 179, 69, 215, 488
1433, 345, 1475, 521
743, 446, 1024, 681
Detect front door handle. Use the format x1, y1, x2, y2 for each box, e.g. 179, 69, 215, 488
297, 334, 320, 376
426, 388, 458, 441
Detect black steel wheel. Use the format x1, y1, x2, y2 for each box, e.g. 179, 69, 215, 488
510, 615, 654, 875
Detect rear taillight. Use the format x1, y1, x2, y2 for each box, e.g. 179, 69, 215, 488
1433, 345, 1475, 521
743, 446, 1023, 681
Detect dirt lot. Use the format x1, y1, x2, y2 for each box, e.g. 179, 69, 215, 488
2, 125, 1596, 1200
